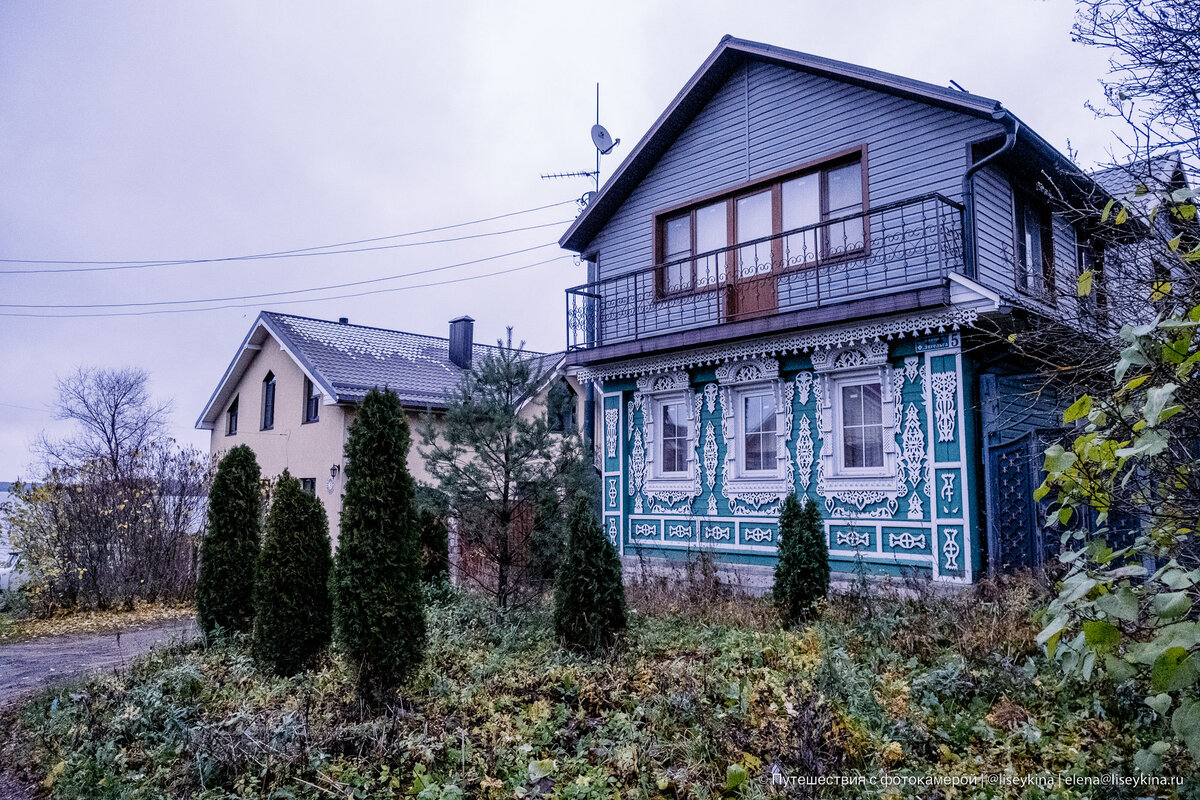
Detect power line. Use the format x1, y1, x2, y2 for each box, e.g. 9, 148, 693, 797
0, 217, 572, 275
0, 254, 572, 319
0, 242, 558, 309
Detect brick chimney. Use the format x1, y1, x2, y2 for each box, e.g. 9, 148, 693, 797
448, 316, 474, 369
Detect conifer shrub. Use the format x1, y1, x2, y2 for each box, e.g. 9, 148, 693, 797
554, 494, 627, 651
251, 471, 333, 675
197, 444, 262, 636
331, 387, 425, 694
773, 494, 829, 626
416, 487, 450, 584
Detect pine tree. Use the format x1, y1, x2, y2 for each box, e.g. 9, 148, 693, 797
554, 494, 627, 651
773, 494, 829, 626
332, 387, 425, 694
251, 471, 332, 675
197, 444, 262, 636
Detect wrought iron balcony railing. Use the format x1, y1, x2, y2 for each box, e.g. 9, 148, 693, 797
566, 193, 965, 351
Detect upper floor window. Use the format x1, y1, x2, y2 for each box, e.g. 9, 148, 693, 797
1014, 193, 1056, 298
1076, 236, 1107, 319
261, 371, 276, 430
656, 151, 865, 296
226, 396, 239, 436
303, 377, 320, 424
299, 478, 317, 495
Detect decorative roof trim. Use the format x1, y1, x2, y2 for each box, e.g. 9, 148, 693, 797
569, 307, 978, 383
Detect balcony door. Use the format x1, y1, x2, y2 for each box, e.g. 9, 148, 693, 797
730, 189, 778, 320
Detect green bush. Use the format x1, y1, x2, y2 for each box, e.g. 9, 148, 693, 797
773, 494, 829, 625
553, 494, 626, 651
416, 486, 450, 584
331, 387, 425, 694
251, 471, 333, 675
197, 444, 262, 635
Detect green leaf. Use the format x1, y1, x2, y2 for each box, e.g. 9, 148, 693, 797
1095, 586, 1139, 621
1151, 648, 1200, 692
1134, 747, 1164, 776
1063, 395, 1093, 424
1083, 619, 1120, 651
1153, 591, 1192, 620
528, 760, 556, 782
725, 764, 748, 791
1077, 269, 1094, 296
1115, 429, 1168, 459
1115, 204, 1128, 225
1168, 233, 1183, 252
1043, 444, 1077, 474
1161, 568, 1197, 590
1038, 613, 1070, 648
1171, 700, 1200, 760
1143, 383, 1179, 427
1101, 198, 1116, 223
1105, 655, 1137, 682
1146, 693, 1173, 714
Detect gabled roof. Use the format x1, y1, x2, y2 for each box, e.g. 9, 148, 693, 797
196, 311, 562, 430
560, 35, 1006, 254
1090, 152, 1185, 198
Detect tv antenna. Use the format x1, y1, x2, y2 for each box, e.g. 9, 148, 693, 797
541, 83, 620, 207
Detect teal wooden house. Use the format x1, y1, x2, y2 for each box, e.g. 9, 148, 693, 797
558, 37, 1186, 586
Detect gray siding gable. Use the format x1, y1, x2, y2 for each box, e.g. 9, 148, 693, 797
586, 60, 1005, 283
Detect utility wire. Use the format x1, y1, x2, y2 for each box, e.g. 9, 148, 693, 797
0, 217, 572, 275
0, 242, 558, 309
0, 254, 572, 319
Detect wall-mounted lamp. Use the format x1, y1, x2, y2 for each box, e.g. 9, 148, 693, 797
330, 464, 341, 479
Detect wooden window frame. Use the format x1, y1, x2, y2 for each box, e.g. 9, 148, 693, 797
303, 377, 320, 424
1012, 190, 1057, 300
225, 395, 239, 437
261, 371, 276, 431
652, 145, 869, 299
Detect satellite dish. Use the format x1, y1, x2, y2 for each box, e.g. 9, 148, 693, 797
591, 124, 619, 155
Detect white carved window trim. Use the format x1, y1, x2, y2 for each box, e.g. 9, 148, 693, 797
731, 384, 786, 482
650, 392, 695, 483
716, 358, 791, 500
815, 344, 900, 495
635, 372, 697, 496
832, 372, 890, 478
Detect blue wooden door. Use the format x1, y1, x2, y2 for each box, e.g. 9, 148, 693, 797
985, 433, 1043, 573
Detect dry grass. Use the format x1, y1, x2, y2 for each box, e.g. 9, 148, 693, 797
1, 600, 194, 642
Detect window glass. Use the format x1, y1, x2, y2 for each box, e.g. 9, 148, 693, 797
695, 201, 728, 287
664, 215, 692, 292
826, 161, 864, 253
226, 397, 239, 436
660, 402, 689, 474
304, 378, 320, 423
262, 372, 276, 430
841, 383, 883, 469
782, 173, 820, 265
743, 393, 777, 472
736, 190, 773, 277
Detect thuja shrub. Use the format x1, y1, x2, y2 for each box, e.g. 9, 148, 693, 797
197, 444, 262, 635
773, 494, 829, 626
251, 471, 333, 675
331, 388, 425, 695
554, 494, 627, 651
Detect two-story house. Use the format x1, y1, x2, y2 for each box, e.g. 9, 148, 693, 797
560, 37, 1172, 587
196, 311, 567, 545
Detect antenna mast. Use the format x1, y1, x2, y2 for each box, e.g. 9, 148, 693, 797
540, 82, 620, 207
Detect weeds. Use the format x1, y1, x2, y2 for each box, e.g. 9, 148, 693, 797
2, 577, 1194, 799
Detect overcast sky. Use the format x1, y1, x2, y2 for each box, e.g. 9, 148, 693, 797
0, 0, 1122, 480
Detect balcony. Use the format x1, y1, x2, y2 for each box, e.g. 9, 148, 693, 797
565, 193, 965, 356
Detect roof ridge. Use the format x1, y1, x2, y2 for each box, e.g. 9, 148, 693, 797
264, 310, 548, 356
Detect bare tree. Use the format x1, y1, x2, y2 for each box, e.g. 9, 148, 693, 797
1074, 0, 1200, 164
38, 366, 172, 478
